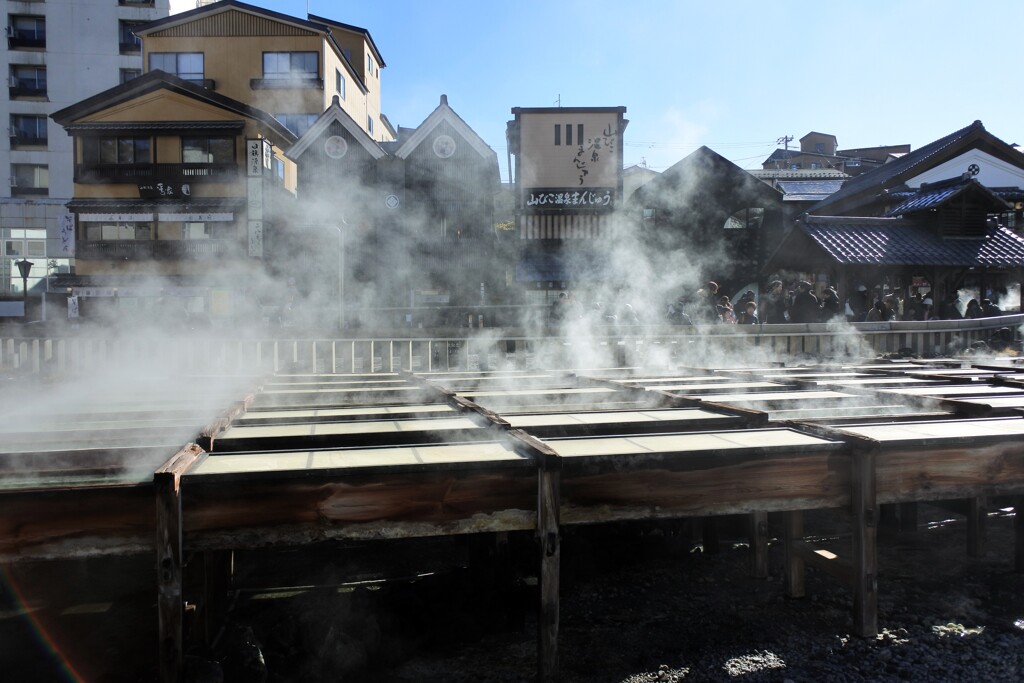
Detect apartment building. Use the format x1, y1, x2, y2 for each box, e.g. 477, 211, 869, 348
135, 0, 393, 142
1, 0, 169, 315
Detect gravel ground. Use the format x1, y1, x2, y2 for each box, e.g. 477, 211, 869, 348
363, 505, 1024, 683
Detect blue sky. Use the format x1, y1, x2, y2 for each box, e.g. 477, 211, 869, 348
171, 0, 1023, 182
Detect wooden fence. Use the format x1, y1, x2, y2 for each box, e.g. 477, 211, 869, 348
2, 315, 1021, 376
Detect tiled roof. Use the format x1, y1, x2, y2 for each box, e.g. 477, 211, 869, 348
884, 177, 1011, 217
776, 180, 845, 196
810, 121, 988, 214
799, 216, 1024, 266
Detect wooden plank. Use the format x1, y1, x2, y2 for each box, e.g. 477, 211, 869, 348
875, 442, 1024, 503
155, 445, 203, 683
851, 450, 878, 638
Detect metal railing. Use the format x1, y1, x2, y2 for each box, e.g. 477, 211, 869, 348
2, 315, 1021, 376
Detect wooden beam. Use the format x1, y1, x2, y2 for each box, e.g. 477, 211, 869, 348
537, 454, 561, 682
783, 510, 804, 598
749, 511, 769, 579
155, 444, 203, 683
851, 450, 878, 638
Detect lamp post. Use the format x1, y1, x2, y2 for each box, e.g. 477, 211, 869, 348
15, 259, 32, 320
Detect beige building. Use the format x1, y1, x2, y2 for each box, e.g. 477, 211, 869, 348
136, 0, 393, 142
51, 70, 297, 323
506, 106, 627, 300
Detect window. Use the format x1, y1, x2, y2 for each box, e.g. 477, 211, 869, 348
814, 142, 825, 154
274, 113, 317, 137
118, 20, 144, 54
10, 164, 48, 193
182, 137, 233, 164
149, 52, 204, 81
367, 115, 374, 135
262, 52, 317, 80
8, 15, 45, 47
120, 68, 141, 84
336, 69, 345, 99
85, 222, 151, 241
9, 114, 47, 144
9, 65, 46, 96
809, 162, 820, 170
82, 136, 151, 165
367, 55, 373, 75
183, 222, 209, 239
554, 123, 584, 146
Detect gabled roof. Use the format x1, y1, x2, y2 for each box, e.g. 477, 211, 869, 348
286, 95, 386, 161
809, 120, 1024, 216
393, 95, 496, 162
775, 180, 846, 202
787, 215, 1024, 267
135, 1, 371, 93
883, 176, 1011, 217
51, 70, 296, 144
308, 13, 385, 67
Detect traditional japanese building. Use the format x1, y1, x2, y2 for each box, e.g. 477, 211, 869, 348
506, 106, 627, 304
285, 94, 501, 327
50, 70, 297, 323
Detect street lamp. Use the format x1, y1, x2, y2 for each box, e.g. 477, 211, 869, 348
15, 259, 32, 319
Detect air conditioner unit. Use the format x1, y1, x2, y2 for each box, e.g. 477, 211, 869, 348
8, 76, 19, 88
5, 27, 14, 38
7, 127, 18, 138
9, 176, 18, 187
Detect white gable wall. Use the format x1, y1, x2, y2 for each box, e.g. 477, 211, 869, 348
908, 150, 1024, 189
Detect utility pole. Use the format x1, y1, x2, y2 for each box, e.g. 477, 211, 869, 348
776, 135, 793, 151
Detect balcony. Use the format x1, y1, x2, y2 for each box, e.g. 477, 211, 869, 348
119, 0, 155, 6
77, 239, 238, 261
250, 77, 323, 90
119, 41, 141, 55
75, 163, 238, 184
10, 135, 46, 147
7, 31, 45, 50
8, 82, 46, 99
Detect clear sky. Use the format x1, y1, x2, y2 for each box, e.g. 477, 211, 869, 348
170, 0, 1024, 182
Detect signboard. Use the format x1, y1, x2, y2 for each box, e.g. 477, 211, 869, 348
247, 177, 263, 219
138, 182, 192, 200
78, 213, 154, 222
263, 139, 273, 170
67, 296, 79, 319
248, 220, 263, 257
58, 213, 75, 257
158, 213, 234, 222
525, 187, 614, 208
247, 139, 263, 176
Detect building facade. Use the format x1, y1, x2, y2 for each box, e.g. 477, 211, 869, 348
51, 71, 297, 325
135, 0, 393, 143
1, 0, 169, 315
506, 106, 626, 303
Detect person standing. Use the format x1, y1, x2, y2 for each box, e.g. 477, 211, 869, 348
789, 281, 820, 324
759, 280, 785, 324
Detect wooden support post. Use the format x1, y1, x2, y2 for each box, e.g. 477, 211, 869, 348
967, 496, 987, 559
750, 511, 769, 579
783, 510, 805, 598
851, 450, 878, 638
155, 445, 203, 683
537, 454, 561, 682
702, 516, 719, 555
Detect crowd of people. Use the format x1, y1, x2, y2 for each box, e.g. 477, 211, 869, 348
547, 280, 1011, 330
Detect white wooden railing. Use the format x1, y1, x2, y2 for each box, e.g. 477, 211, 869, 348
2, 315, 1021, 376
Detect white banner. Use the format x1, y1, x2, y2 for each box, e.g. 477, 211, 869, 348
58, 213, 75, 257
247, 139, 263, 176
